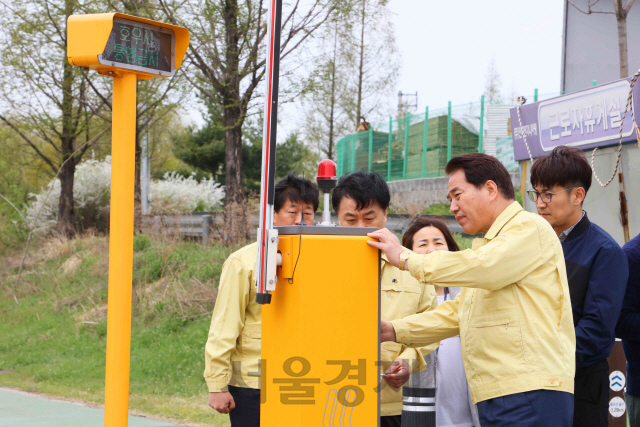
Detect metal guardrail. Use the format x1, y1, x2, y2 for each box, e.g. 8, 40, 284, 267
140, 212, 465, 242
141, 213, 220, 243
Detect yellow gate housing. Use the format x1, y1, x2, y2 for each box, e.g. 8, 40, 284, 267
262, 226, 381, 426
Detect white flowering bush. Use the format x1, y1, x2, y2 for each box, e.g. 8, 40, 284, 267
25, 180, 60, 233
150, 172, 224, 214
26, 156, 112, 233
26, 158, 224, 233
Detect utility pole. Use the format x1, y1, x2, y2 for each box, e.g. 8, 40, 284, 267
141, 130, 151, 215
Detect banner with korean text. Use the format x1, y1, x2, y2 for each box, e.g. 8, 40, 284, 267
511, 78, 638, 161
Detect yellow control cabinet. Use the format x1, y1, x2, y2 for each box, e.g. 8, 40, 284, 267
262, 227, 381, 426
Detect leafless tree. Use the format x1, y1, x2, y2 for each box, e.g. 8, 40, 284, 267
303, 18, 353, 160
342, 0, 398, 129
568, 0, 636, 78
484, 58, 503, 104
303, 0, 398, 160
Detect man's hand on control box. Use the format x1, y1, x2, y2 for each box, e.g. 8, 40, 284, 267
367, 228, 405, 269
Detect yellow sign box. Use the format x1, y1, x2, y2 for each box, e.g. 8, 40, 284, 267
67, 12, 189, 427
67, 13, 189, 79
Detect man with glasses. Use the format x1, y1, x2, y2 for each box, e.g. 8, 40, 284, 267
529, 145, 628, 427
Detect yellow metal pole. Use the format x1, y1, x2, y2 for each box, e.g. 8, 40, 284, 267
104, 71, 137, 427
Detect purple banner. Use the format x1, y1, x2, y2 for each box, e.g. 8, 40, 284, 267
511, 78, 638, 161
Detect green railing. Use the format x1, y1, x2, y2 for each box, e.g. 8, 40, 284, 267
336, 96, 486, 181
335, 88, 574, 181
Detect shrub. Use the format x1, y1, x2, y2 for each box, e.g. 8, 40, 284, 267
133, 234, 151, 252
26, 156, 111, 234
149, 172, 224, 214
25, 159, 225, 234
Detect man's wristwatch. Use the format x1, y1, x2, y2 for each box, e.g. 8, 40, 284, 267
398, 251, 411, 271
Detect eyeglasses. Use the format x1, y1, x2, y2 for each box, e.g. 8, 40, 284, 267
526, 187, 576, 203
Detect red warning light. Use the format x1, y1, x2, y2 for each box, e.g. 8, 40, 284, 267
316, 159, 337, 192
316, 159, 337, 181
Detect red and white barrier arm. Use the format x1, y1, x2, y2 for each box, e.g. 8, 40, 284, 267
255, 0, 283, 304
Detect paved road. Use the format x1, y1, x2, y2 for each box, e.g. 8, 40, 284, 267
0, 388, 186, 427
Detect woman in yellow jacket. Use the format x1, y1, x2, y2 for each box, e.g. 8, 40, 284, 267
204, 172, 319, 426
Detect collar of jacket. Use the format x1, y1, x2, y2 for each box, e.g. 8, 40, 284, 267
484, 201, 524, 240
564, 211, 591, 242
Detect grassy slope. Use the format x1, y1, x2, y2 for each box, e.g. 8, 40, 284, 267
0, 232, 474, 426
0, 234, 237, 426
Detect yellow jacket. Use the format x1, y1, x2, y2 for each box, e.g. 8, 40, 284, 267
204, 243, 261, 392
391, 202, 576, 404
380, 255, 438, 416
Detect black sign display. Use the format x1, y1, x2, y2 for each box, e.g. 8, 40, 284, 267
102, 21, 172, 73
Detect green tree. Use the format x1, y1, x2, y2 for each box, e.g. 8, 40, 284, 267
174, 110, 317, 196
172, 107, 227, 183
0, 0, 112, 237
0, 0, 190, 237
275, 133, 320, 180
0, 123, 35, 252
158, 0, 338, 244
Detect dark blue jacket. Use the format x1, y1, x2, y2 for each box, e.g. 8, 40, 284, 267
562, 213, 628, 369
615, 233, 640, 395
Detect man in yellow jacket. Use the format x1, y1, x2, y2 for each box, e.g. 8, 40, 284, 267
368, 154, 576, 427
204, 172, 319, 426
332, 170, 438, 427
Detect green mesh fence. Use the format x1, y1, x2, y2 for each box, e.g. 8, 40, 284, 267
336, 90, 570, 181
336, 101, 484, 181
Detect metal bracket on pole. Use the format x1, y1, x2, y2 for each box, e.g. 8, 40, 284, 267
265, 229, 279, 291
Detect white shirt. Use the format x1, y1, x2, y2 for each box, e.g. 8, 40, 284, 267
436, 293, 475, 427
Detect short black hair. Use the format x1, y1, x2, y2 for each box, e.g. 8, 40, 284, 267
530, 145, 592, 194
274, 172, 320, 213
445, 153, 515, 200
332, 170, 390, 213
